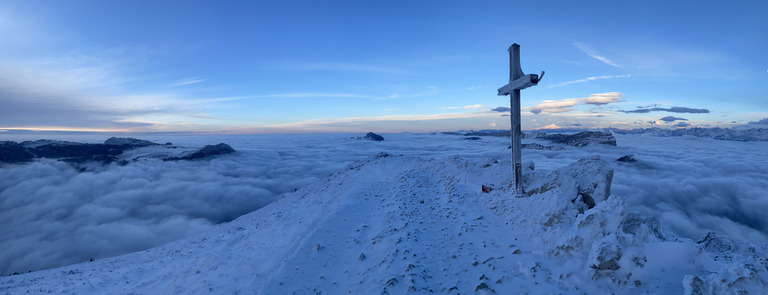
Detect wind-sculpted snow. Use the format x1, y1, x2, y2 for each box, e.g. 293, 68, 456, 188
1, 155, 765, 294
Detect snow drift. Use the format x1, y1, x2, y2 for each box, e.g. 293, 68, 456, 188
1, 154, 765, 294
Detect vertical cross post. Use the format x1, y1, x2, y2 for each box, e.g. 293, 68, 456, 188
497, 43, 543, 194
509, 45, 523, 194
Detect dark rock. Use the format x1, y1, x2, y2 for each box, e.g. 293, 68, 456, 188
464, 137, 482, 140
533, 131, 617, 147
165, 143, 235, 161
617, 155, 637, 162
364, 132, 384, 141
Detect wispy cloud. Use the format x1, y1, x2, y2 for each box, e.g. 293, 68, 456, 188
167, 77, 205, 87
547, 74, 631, 88
574, 42, 621, 68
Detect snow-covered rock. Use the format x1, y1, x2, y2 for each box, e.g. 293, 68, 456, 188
531, 131, 618, 147
524, 156, 614, 210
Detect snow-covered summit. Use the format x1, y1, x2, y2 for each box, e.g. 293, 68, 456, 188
1, 154, 765, 294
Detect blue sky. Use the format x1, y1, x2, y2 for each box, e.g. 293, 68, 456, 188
0, 0, 766, 133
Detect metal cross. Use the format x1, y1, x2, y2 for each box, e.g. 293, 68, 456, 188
497, 43, 544, 194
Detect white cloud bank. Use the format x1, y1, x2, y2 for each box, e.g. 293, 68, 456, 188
524, 92, 625, 114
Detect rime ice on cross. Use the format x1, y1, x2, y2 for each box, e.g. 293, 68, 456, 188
497, 43, 544, 194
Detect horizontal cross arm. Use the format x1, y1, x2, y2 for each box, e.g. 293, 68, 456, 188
497, 73, 540, 96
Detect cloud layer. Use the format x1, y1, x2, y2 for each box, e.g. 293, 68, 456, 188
1, 132, 765, 275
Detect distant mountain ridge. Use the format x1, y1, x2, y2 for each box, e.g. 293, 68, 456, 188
444, 127, 768, 142
606, 127, 768, 142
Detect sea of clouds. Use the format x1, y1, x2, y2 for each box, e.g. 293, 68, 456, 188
0, 131, 766, 274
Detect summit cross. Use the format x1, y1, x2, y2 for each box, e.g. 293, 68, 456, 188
497, 43, 544, 194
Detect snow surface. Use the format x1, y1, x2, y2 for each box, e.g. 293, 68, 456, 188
1, 131, 767, 292
1, 152, 766, 294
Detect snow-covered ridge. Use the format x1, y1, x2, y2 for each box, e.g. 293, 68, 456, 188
1, 154, 764, 294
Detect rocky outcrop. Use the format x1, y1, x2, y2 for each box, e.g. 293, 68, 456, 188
531, 131, 617, 147
616, 155, 636, 162
164, 143, 235, 161
364, 132, 385, 141
524, 156, 614, 210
